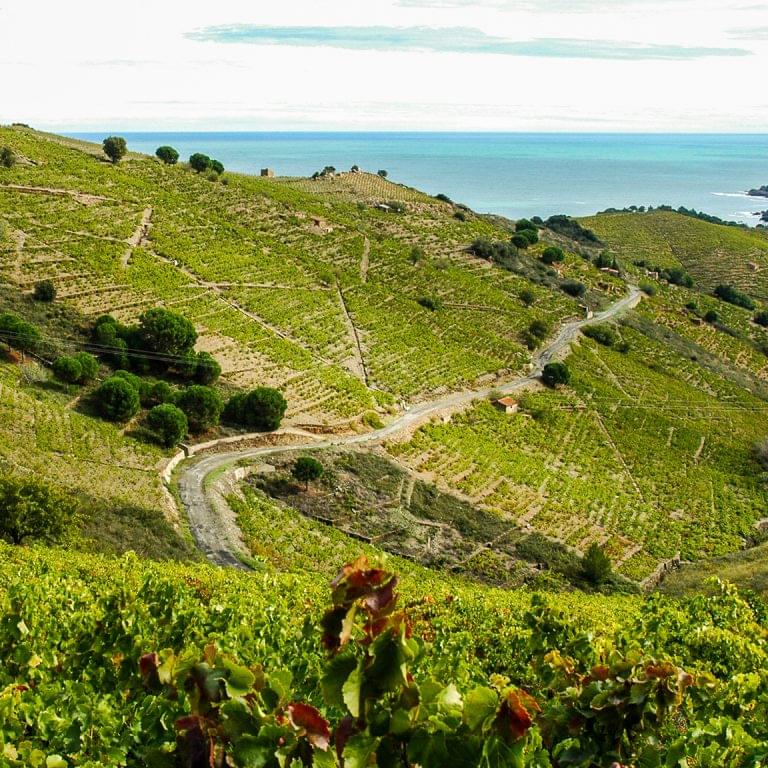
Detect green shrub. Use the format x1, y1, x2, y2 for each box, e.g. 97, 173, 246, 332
515, 218, 538, 233
138, 308, 197, 358
102, 136, 127, 164
52, 355, 83, 385
542, 361, 570, 388
582, 324, 617, 347
33, 280, 56, 302
417, 296, 442, 312
541, 246, 563, 265
0, 146, 15, 168
714, 284, 755, 310
0, 312, 41, 353
72, 351, 99, 382
704, 309, 719, 324
754, 311, 768, 327
0, 476, 77, 545
194, 351, 222, 385
94, 377, 141, 422
561, 280, 586, 298
189, 153, 211, 173
639, 281, 657, 296
155, 146, 179, 164
223, 387, 287, 431
511, 233, 531, 249
175, 385, 223, 433
291, 455, 324, 489
582, 542, 612, 585
147, 404, 188, 447
519, 287, 536, 306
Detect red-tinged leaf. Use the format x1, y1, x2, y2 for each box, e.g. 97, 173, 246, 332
362, 577, 398, 614
140, 652, 160, 688
322, 606, 348, 651
334, 715, 359, 765
495, 689, 540, 743
644, 661, 676, 680
287, 702, 332, 751
203, 642, 217, 665
589, 664, 611, 682
331, 557, 393, 605
13, 684, 29, 693
175, 715, 215, 768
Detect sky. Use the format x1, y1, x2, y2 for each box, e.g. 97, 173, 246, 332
2, 0, 768, 131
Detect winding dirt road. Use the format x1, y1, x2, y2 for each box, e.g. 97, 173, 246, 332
177, 286, 642, 568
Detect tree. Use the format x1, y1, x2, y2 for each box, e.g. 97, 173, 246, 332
210, 159, 224, 175
175, 385, 223, 433
102, 136, 127, 164
511, 234, 531, 249
377, 169, 388, 178
53, 355, 83, 384
223, 387, 287, 431
72, 351, 99, 383
0, 476, 77, 545
582, 542, 612, 586
714, 284, 755, 310
33, 279, 56, 302
515, 218, 538, 233
292, 456, 324, 490
138, 308, 197, 358
194, 351, 221, 385
189, 153, 211, 173
94, 376, 140, 422
0, 312, 41, 355
542, 361, 570, 388
541, 246, 564, 265
0, 146, 15, 168
147, 404, 188, 447
156, 146, 179, 165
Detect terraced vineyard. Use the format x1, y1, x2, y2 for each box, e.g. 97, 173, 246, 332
583, 209, 768, 296
387, 326, 768, 581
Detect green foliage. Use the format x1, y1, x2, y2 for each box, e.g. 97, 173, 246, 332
0, 476, 76, 544
639, 281, 657, 296
194, 350, 222, 385
0, 312, 41, 353
561, 279, 586, 298
705, 309, 720, 324
155, 145, 179, 164
511, 233, 532, 249
210, 158, 224, 175
377, 169, 388, 177
52, 355, 83, 384
175, 384, 223, 433
582, 542, 612, 585
515, 218, 538, 233
754, 310, 768, 327
138, 307, 197, 359
582, 323, 617, 347
519, 287, 536, 306
542, 361, 571, 388
94, 376, 141, 422
223, 387, 287, 431
189, 153, 211, 173
147, 403, 188, 447
292, 455, 324, 488
102, 136, 127, 164
0, 146, 15, 168
409, 245, 424, 264
523, 318, 551, 349
32, 279, 56, 302
714, 283, 756, 310
72, 351, 99, 382
544, 215, 601, 246
541, 247, 563, 265
417, 296, 443, 312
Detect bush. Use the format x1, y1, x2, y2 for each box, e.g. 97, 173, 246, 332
714, 284, 755, 310
95, 377, 141, 422
417, 296, 442, 312
511, 233, 531, 249
72, 351, 99, 382
435, 193, 452, 203
102, 136, 127, 164
210, 159, 224, 175
469, 238, 517, 264
194, 351, 221, 385
755, 311, 768, 327
175, 385, 223, 433
519, 287, 536, 306
544, 214, 601, 245
542, 361, 571, 388
0, 312, 41, 354
639, 281, 657, 296
704, 309, 719, 324
664, 267, 694, 288
139, 379, 174, 408
377, 169, 388, 177
0, 146, 15, 168
0, 476, 77, 545
155, 146, 179, 165
138, 308, 197, 358
53, 355, 83, 385
519, 228, 539, 246
582, 324, 617, 347
409, 246, 424, 265
541, 246, 563, 265
582, 542, 612, 586
147, 404, 188, 447
33, 279, 56, 302
561, 280, 586, 298
453, 211, 467, 221
189, 153, 211, 173
223, 387, 287, 431
515, 218, 538, 233
291, 456, 324, 489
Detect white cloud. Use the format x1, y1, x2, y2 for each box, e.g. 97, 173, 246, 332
0, 0, 766, 130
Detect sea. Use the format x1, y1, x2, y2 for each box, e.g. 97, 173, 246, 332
69, 132, 768, 226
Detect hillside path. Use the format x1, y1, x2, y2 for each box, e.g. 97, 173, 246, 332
176, 285, 642, 567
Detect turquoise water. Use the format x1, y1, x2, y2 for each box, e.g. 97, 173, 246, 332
70, 132, 768, 225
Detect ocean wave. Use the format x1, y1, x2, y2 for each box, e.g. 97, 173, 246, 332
712, 192, 752, 198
